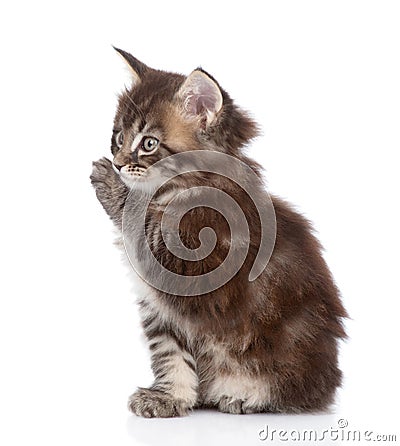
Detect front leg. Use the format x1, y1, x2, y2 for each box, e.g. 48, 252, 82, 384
90, 158, 129, 228
128, 331, 198, 418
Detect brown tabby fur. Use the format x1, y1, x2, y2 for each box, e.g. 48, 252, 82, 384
90, 48, 347, 417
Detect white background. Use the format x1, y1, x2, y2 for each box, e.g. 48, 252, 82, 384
1, 1, 399, 445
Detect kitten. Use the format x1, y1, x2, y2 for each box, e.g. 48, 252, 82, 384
90, 48, 347, 417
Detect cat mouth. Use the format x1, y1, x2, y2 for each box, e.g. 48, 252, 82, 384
117, 164, 147, 180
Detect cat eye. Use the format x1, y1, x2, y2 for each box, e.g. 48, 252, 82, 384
142, 137, 159, 152
116, 131, 124, 148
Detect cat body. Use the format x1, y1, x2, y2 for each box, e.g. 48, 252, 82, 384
91, 48, 347, 417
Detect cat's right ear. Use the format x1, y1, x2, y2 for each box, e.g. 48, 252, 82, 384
113, 47, 148, 86
177, 69, 223, 127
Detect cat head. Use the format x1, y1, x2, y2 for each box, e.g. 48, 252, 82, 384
111, 48, 259, 187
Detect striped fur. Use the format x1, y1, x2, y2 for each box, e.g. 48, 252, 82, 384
91, 50, 348, 418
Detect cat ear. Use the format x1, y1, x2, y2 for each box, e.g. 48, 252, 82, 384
113, 46, 148, 85
178, 69, 223, 126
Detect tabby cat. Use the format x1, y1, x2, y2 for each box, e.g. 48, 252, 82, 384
90, 48, 347, 417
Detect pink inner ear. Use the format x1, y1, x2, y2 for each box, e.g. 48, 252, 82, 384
185, 92, 218, 115
181, 72, 222, 117
184, 93, 200, 115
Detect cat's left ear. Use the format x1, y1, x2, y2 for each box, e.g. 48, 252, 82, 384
113, 46, 148, 85
177, 69, 223, 126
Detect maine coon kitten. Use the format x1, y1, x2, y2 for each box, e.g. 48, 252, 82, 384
90, 48, 347, 417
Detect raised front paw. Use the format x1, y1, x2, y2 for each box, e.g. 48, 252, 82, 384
90, 158, 128, 222
128, 388, 190, 418
90, 157, 119, 195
